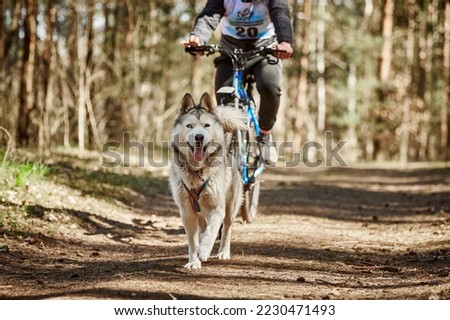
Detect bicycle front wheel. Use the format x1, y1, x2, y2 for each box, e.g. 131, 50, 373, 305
241, 176, 260, 223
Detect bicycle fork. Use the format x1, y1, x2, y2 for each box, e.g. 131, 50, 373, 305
237, 98, 265, 186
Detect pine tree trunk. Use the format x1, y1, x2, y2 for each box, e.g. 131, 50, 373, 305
399, 0, 416, 164
0, 1, 4, 126
418, 0, 435, 161
379, 0, 393, 87
78, 37, 87, 152
293, 0, 314, 151
3, 1, 22, 65
17, 0, 37, 146
443, 1, 450, 160
103, 0, 126, 143
346, 63, 358, 162
345, 0, 374, 162
39, 0, 55, 153
77, 1, 90, 151
0, 0, 4, 68
188, 0, 203, 99
374, 0, 394, 159
316, 0, 327, 132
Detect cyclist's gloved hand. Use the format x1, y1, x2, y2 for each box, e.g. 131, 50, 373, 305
275, 42, 293, 59
181, 35, 204, 56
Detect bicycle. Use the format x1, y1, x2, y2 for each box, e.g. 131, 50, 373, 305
185, 44, 283, 222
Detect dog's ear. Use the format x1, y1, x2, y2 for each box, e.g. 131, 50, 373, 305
199, 92, 216, 112
216, 106, 248, 133
179, 93, 196, 114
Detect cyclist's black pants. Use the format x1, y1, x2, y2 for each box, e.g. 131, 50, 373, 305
214, 57, 282, 133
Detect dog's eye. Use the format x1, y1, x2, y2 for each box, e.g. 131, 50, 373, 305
186, 124, 193, 129
204, 123, 210, 128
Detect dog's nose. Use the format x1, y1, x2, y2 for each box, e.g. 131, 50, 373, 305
194, 134, 204, 143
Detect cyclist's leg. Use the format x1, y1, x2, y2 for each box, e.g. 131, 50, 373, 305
214, 58, 234, 106
252, 59, 282, 165
252, 59, 282, 132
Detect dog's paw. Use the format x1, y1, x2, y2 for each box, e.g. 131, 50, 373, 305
198, 250, 209, 262
184, 261, 201, 269
217, 249, 230, 260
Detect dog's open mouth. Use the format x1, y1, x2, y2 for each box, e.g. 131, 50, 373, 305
190, 143, 208, 162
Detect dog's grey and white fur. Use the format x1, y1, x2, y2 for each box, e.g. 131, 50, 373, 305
169, 92, 247, 269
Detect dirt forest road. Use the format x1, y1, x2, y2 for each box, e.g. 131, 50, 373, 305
1, 159, 450, 300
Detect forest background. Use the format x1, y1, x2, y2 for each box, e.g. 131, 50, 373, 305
1, 0, 450, 164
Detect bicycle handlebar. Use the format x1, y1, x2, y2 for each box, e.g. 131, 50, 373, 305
185, 45, 222, 55
185, 44, 286, 65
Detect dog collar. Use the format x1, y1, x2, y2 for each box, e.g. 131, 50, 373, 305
181, 176, 211, 213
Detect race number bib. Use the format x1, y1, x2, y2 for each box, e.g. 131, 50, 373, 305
221, 0, 275, 40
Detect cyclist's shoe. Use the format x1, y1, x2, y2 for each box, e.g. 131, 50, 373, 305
257, 133, 278, 166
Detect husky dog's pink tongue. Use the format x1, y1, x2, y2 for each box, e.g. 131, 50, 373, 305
194, 146, 204, 161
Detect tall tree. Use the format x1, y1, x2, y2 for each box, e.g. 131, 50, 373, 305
345, 0, 375, 162
316, 0, 327, 132
417, 0, 436, 160
77, 0, 95, 152
39, 0, 56, 152
294, 0, 316, 152
443, 1, 450, 160
399, 0, 416, 164
373, 0, 394, 159
0, 1, 4, 69
186, 0, 204, 99
0, 1, 5, 126
378, 0, 394, 87
17, 0, 37, 146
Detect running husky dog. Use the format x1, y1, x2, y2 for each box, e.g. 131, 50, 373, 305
169, 92, 247, 269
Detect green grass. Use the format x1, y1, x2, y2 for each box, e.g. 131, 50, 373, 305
13, 162, 50, 187
0, 151, 50, 237
0, 151, 50, 187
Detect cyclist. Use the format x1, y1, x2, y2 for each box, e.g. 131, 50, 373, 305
181, 0, 293, 165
